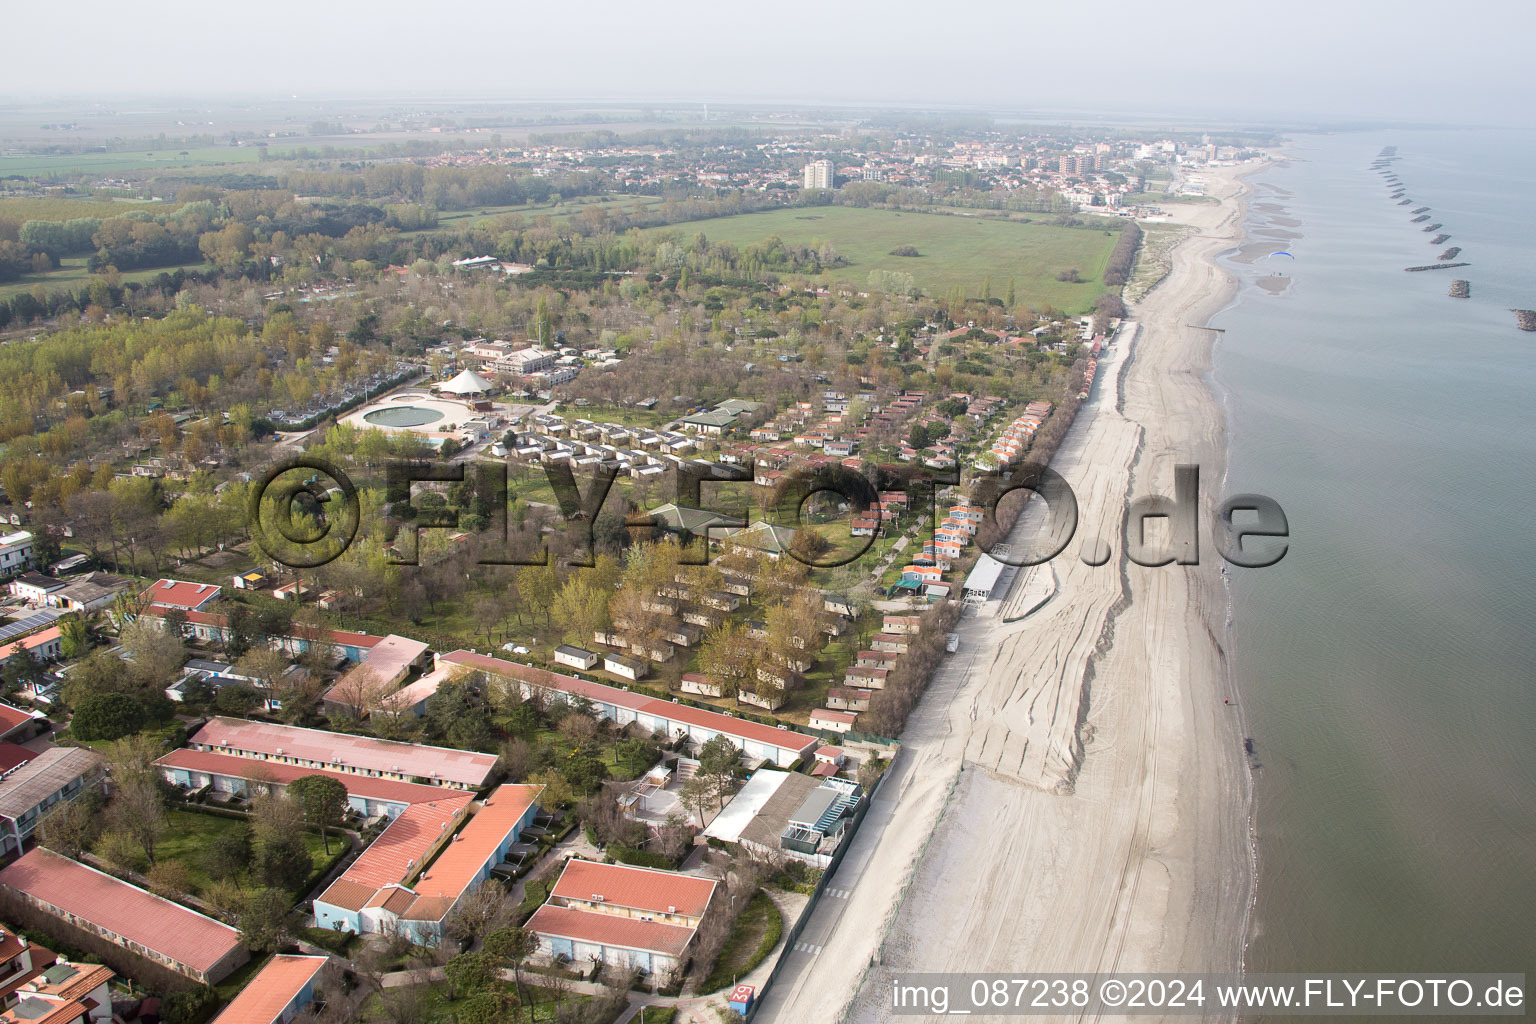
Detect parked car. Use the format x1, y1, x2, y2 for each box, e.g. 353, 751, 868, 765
945, 633, 961, 653
501, 642, 531, 655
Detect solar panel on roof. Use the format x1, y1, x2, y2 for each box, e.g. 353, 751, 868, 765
0, 610, 60, 645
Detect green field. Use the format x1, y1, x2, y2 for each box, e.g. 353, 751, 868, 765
649, 205, 1118, 311
409, 194, 666, 237
0, 145, 324, 178
0, 255, 211, 301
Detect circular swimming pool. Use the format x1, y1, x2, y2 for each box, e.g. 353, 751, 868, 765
363, 406, 444, 428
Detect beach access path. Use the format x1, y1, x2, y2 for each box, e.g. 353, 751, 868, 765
752, 163, 1261, 1024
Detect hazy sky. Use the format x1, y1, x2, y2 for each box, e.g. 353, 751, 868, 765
4, 0, 1530, 124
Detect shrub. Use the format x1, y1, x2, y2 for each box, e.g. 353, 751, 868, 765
70, 692, 145, 741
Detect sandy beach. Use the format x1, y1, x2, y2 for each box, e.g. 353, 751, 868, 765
754, 163, 1263, 1024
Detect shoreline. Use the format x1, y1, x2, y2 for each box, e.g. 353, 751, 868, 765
752, 162, 1265, 1024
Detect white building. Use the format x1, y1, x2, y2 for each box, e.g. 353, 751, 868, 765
802, 159, 835, 190
0, 532, 34, 579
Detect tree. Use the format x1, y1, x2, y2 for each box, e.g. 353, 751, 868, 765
484, 926, 539, 1015
443, 950, 498, 999
288, 775, 348, 854
250, 792, 313, 891
97, 827, 145, 872
146, 858, 193, 898
443, 879, 506, 947
561, 747, 609, 797
552, 577, 610, 646
235, 646, 290, 708
679, 774, 715, 825
215, 682, 262, 716
109, 775, 168, 865
70, 691, 145, 741
654, 814, 695, 863
238, 887, 292, 952
57, 613, 92, 659
615, 737, 658, 776
527, 768, 572, 810
117, 614, 187, 692
698, 735, 742, 807
162, 986, 220, 1024
425, 680, 495, 752
38, 789, 105, 858
204, 827, 253, 884
697, 622, 756, 699
451, 992, 505, 1024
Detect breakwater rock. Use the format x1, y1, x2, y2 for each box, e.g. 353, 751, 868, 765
1422, 223, 1442, 232
1512, 310, 1536, 331
1404, 262, 1471, 272
1430, 234, 1451, 245
1413, 206, 1430, 214
1439, 247, 1461, 260
1449, 280, 1469, 298
1411, 214, 1430, 223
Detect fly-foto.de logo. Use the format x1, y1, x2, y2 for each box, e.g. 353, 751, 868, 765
247, 455, 1288, 571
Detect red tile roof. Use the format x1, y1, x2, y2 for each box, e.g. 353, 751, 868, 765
549, 860, 716, 919
317, 796, 471, 907
144, 608, 386, 652
0, 704, 34, 737
440, 651, 817, 756
141, 579, 221, 610
209, 955, 328, 1024
188, 717, 498, 788
0, 742, 34, 775
153, 748, 455, 807
0, 849, 240, 974
407, 785, 542, 908
527, 904, 698, 957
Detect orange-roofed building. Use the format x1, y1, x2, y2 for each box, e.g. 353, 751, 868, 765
313, 784, 542, 944
0, 849, 245, 983
0, 958, 114, 1024
184, 717, 498, 790
527, 859, 718, 976
209, 955, 328, 1024
153, 747, 452, 822
140, 578, 221, 612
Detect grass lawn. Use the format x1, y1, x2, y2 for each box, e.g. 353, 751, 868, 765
699, 890, 783, 993
149, 808, 332, 897
550, 401, 677, 430
645, 205, 1118, 311
531, 727, 649, 783
371, 979, 575, 1023
403, 194, 667, 238
0, 147, 274, 178
0, 255, 213, 301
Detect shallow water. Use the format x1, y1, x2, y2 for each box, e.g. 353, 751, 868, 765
1213, 129, 1536, 978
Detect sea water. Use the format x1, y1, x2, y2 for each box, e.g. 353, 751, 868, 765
1214, 127, 1536, 980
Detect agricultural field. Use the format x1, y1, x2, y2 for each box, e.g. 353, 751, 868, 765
412, 194, 668, 236
0, 146, 281, 178
0, 255, 211, 301
0, 195, 183, 223
648, 205, 1120, 311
